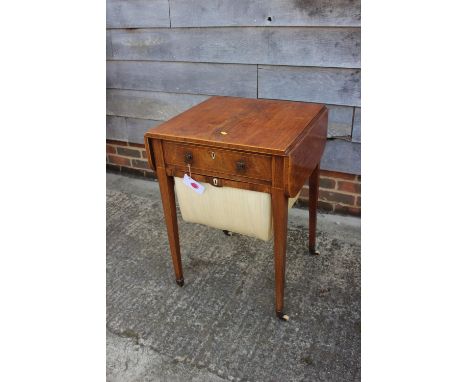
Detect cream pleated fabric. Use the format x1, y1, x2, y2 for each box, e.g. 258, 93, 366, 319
174, 178, 299, 241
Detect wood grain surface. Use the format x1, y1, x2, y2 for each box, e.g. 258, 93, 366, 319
145, 96, 325, 155
109, 27, 360, 68
170, 0, 361, 27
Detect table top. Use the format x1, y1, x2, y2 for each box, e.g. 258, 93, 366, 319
145, 96, 326, 155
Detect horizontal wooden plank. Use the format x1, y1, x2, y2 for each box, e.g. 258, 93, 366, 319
170, 0, 360, 27
107, 61, 257, 97
127, 117, 163, 144
107, 89, 209, 120
107, 116, 163, 143
321, 140, 360, 174
107, 115, 127, 141
258, 65, 360, 107
110, 27, 360, 68
327, 105, 353, 137
352, 107, 361, 142
107, 0, 170, 28
106, 31, 112, 59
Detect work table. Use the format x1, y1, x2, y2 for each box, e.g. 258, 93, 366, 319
145, 96, 328, 319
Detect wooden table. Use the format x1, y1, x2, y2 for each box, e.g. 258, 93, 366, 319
144, 96, 328, 319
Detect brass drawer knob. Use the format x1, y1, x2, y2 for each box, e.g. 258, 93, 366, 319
236, 160, 246, 172
184, 151, 193, 164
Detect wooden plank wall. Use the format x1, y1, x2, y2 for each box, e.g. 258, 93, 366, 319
106, 0, 361, 174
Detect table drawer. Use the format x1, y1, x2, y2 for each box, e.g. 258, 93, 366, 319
162, 141, 272, 181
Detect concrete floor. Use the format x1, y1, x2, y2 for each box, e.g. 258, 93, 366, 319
107, 172, 361, 381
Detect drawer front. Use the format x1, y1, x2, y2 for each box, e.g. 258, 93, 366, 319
162, 141, 272, 181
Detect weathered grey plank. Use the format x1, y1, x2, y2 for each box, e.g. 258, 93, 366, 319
106, 89, 209, 120
110, 27, 360, 68
126, 117, 163, 144
106, 31, 113, 59
321, 140, 360, 174
106, 61, 257, 97
106, 115, 163, 143
107, 0, 170, 28
352, 107, 361, 142
170, 0, 360, 27
258, 65, 360, 107
327, 105, 353, 137
107, 115, 127, 141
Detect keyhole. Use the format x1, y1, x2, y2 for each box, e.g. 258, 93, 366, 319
210, 151, 216, 160
267, 16, 272, 22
